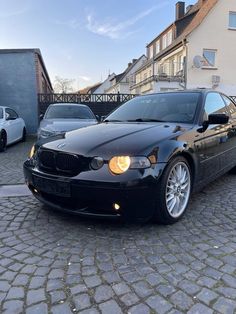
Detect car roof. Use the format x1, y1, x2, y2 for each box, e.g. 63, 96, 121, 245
139, 89, 216, 97
48, 103, 90, 108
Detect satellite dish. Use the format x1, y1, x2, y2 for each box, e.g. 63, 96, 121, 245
193, 55, 205, 68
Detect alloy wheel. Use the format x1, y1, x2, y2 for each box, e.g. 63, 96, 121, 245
165, 161, 191, 218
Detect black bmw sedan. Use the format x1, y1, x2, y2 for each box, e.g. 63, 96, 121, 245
24, 90, 236, 224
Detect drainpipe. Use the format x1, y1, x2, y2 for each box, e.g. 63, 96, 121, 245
179, 38, 188, 89
152, 56, 155, 92
183, 38, 188, 89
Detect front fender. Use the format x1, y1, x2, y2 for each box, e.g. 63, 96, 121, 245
157, 139, 199, 187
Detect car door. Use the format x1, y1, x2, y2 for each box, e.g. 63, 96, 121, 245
5, 108, 21, 143
197, 92, 231, 182
221, 94, 236, 169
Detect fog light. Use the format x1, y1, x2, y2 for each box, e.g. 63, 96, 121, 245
113, 203, 120, 211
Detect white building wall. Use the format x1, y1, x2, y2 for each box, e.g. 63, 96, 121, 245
153, 81, 184, 93
186, 0, 236, 95
93, 73, 115, 94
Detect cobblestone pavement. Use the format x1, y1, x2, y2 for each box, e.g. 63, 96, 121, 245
0, 137, 35, 185
0, 174, 236, 313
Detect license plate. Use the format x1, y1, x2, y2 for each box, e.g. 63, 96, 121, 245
33, 175, 71, 197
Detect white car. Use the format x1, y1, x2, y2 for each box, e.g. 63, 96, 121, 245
0, 106, 26, 152
38, 103, 98, 139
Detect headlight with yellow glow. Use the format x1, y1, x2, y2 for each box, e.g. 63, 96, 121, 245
109, 156, 151, 175
29, 145, 36, 159
109, 156, 131, 174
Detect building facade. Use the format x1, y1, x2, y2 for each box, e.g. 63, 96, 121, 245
0, 49, 52, 133
105, 56, 147, 94
131, 0, 236, 96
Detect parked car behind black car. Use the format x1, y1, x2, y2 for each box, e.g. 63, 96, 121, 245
24, 90, 236, 224
38, 103, 98, 139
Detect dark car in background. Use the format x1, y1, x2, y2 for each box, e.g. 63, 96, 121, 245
24, 90, 236, 224
38, 103, 98, 139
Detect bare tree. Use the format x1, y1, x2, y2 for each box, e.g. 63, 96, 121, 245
53, 76, 75, 93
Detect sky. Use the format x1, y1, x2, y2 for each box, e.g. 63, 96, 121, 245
0, 0, 193, 90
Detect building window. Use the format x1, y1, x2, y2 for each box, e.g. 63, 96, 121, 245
202, 49, 217, 67
162, 34, 167, 50
229, 12, 236, 29
162, 30, 172, 50
178, 55, 183, 71
149, 46, 153, 59
167, 30, 172, 46
156, 40, 160, 54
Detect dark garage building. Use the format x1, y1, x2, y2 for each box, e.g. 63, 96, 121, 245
0, 49, 53, 133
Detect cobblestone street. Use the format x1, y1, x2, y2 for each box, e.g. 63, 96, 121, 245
0, 140, 236, 313
0, 138, 35, 185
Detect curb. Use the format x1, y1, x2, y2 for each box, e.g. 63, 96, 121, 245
0, 184, 31, 197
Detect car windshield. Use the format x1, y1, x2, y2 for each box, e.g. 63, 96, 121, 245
0, 108, 3, 119
45, 105, 95, 119
106, 93, 200, 124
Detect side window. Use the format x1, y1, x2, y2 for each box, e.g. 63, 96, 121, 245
222, 95, 236, 119
204, 93, 227, 117
5, 108, 18, 120
229, 12, 236, 29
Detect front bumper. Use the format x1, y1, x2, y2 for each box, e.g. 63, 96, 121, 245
24, 160, 166, 221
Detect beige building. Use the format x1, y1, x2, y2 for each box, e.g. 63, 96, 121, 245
131, 0, 236, 96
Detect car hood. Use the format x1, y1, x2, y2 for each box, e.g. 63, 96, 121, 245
39, 119, 97, 132
41, 122, 192, 158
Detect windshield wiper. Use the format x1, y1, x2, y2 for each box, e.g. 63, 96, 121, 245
127, 118, 165, 122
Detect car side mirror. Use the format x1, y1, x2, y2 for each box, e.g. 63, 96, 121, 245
5, 113, 10, 120
198, 113, 229, 133
95, 115, 100, 122
39, 114, 44, 120
100, 115, 106, 122
208, 113, 229, 125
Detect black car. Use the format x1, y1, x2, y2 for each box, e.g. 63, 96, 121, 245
24, 90, 236, 224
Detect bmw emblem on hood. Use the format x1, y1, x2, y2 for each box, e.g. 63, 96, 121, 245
57, 143, 66, 149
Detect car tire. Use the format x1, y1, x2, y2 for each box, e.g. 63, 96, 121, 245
153, 156, 192, 224
21, 127, 26, 142
0, 131, 7, 152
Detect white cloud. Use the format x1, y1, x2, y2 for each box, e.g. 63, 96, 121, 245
0, 6, 29, 18
78, 75, 91, 82
86, 2, 170, 39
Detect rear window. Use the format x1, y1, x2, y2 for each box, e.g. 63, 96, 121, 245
45, 105, 95, 119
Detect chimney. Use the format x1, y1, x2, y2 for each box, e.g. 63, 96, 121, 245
200, 0, 207, 6
176, 1, 185, 20
128, 62, 132, 67
132, 59, 137, 64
